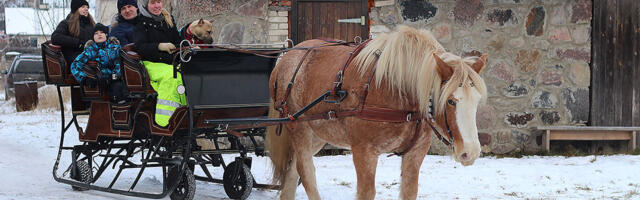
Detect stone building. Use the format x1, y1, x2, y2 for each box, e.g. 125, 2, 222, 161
168, 0, 639, 155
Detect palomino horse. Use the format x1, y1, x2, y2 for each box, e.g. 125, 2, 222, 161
266, 25, 488, 200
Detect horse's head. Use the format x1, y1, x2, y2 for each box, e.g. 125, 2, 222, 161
432, 52, 487, 166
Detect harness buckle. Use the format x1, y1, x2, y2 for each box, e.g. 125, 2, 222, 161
327, 110, 337, 120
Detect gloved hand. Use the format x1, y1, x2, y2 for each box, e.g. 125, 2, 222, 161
82, 78, 97, 88
158, 43, 176, 54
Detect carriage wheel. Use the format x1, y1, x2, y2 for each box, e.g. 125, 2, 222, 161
223, 161, 254, 200
71, 160, 93, 191
169, 168, 196, 200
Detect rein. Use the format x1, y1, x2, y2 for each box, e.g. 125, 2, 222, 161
272, 39, 455, 156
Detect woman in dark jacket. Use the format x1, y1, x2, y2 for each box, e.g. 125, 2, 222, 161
133, 0, 185, 127
51, 0, 96, 66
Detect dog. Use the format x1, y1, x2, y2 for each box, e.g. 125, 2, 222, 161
180, 18, 213, 46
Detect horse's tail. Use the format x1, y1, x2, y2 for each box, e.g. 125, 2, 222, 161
266, 101, 293, 187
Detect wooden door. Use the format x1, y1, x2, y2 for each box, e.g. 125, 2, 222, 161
291, 0, 369, 44
591, 0, 640, 126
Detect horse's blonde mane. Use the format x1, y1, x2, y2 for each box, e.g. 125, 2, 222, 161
352, 25, 486, 116
433, 53, 488, 116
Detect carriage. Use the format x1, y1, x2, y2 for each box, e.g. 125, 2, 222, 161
42, 25, 489, 200
41, 40, 291, 199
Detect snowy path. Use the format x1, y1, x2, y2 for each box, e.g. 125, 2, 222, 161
0, 98, 639, 199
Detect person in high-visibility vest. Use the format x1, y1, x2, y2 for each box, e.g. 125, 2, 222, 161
133, 0, 185, 127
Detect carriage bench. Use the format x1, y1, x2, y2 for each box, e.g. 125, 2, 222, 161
537, 126, 640, 152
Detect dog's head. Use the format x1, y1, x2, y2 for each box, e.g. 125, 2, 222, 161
190, 19, 213, 43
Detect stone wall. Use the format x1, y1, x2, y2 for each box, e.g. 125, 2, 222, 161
370, 0, 592, 154
169, 0, 289, 46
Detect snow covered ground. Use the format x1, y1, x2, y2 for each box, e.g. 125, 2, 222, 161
1, 89, 639, 200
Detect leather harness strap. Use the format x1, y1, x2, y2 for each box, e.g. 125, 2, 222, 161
273, 40, 454, 156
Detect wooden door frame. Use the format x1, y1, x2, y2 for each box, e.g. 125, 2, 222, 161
291, 0, 369, 44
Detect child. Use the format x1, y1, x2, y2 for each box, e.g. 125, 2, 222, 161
71, 23, 128, 104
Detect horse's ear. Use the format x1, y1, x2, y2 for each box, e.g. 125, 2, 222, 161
471, 53, 488, 74
198, 18, 204, 25
434, 53, 453, 81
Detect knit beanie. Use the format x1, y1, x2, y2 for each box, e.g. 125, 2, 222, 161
117, 0, 138, 11
93, 23, 109, 35
71, 0, 89, 14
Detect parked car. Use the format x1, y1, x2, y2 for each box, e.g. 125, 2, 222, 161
1, 54, 44, 100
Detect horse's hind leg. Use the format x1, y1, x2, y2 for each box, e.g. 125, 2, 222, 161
279, 156, 298, 200
292, 130, 325, 200
351, 146, 379, 200
400, 130, 432, 200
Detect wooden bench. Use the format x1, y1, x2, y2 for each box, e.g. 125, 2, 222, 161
537, 126, 639, 152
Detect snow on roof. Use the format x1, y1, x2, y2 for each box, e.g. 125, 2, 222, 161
5, 8, 95, 35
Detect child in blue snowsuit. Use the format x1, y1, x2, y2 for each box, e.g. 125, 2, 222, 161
71, 23, 127, 104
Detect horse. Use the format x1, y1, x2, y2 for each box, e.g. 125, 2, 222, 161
266, 25, 488, 200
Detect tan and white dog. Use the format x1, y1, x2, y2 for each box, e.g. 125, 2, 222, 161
180, 18, 213, 46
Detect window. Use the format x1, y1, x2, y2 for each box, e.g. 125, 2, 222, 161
14, 59, 43, 73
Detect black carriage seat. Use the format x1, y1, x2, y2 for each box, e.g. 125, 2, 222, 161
120, 44, 152, 97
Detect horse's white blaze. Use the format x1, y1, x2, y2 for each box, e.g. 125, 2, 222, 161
453, 86, 482, 166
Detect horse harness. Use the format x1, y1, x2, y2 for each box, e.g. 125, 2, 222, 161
271, 39, 455, 156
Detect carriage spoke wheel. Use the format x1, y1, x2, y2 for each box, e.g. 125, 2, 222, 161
223, 161, 254, 200
71, 160, 93, 191
169, 168, 195, 200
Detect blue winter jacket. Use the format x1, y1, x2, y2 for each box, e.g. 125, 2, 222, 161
110, 15, 137, 46
70, 39, 121, 82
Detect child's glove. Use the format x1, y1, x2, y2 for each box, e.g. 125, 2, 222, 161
158, 43, 176, 54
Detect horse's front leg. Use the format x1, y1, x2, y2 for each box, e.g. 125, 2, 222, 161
292, 130, 325, 200
400, 127, 432, 200
351, 146, 379, 200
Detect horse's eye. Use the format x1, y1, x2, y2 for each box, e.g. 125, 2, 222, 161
447, 99, 457, 106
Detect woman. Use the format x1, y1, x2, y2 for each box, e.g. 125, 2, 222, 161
51, 0, 95, 67
133, 0, 185, 127
71, 24, 127, 104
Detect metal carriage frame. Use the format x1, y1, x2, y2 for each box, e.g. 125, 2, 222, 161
41, 41, 287, 200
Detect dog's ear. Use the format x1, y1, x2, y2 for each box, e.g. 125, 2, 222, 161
198, 18, 204, 25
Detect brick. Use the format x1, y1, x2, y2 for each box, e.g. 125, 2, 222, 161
489, 60, 514, 83
269, 23, 279, 30
432, 23, 451, 42
571, 0, 592, 23
375, 0, 395, 7
476, 105, 496, 130
268, 16, 287, 23
562, 88, 589, 123
268, 11, 278, 16
548, 27, 572, 42
504, 82, 529, 98
401, 0, 438, 22
550, 7, 567, 25
268, 29, 288, 36
516, 50, 541, 73
487, 9, 516, 26
571, 26, 590, 44
505, 112, 535, 128
526, 6, 545, 36
539, 110, 561, 125
278, 23, 288, 29
453, 0, 484, 26
278, 11, 288, 17
540, 70, 563, 86
569, 62, 590, 87
556, 49, 590, 63
532, 90, 557, 108
236, 0, 267, 18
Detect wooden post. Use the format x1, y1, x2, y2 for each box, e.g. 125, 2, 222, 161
545, 130, 550, 152
632, 131, 637, 152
